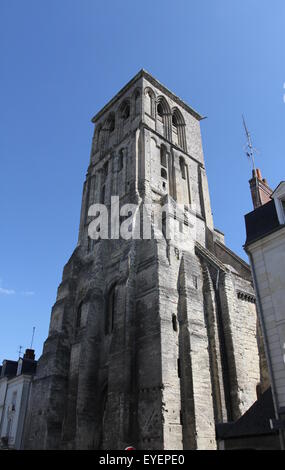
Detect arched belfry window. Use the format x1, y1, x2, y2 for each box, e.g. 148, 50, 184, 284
105, 284, 116, 335
134, 89, 140, 116
157, 103, 164, 120
120, 100, 130, 121
172, 108, 187, 152
156, 96, 171, 140
172, 114, 178, 133
144, 87, 155, 118
103, 112, 115, 134
95, 124, 102, 151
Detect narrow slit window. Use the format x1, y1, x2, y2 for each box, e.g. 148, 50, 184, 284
179, 157, 186, 180
76, 303, 83, 330
160, 146, 167, 168
172, 314, 178, 332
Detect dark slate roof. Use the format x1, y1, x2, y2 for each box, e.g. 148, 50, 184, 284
19, 358, 37, 375
0, 360, 18, 378
244, 200, 281, 246
216, 387, 277, 439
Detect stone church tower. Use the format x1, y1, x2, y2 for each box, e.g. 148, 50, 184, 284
24, 70, 266, 450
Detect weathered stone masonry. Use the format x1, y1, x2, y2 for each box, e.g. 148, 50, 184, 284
24, 70, 268, 450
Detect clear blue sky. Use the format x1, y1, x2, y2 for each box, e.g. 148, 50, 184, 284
1, 0, 285, 362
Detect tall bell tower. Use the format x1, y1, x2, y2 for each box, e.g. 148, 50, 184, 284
24, 70, 264, 450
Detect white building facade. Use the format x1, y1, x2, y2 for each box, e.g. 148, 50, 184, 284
0, 351, 36, 449
245, 180, 285, 441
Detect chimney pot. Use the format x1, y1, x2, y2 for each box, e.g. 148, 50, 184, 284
256, 168, 262, 180
24, 349, 35, 361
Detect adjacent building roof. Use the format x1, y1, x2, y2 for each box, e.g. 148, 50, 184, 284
216, 387, 277, 440
244, 199, 281, 246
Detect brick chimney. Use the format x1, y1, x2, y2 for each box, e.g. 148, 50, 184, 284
23, 348, 35, 361
249, 168, 272, 209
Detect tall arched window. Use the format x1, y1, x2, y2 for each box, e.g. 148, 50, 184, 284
172, 114, 178, 133
105, 284, 116, 335
172, 108, 187, 151
156, 96, 171, 140
120, 100, 130, 121
95, 124, 102, 151
134, 89, 140, 116
103, 112, 115, 134
144, 87, 155, 118
157, 103, 164, 120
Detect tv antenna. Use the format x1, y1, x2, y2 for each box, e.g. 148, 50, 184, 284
30, 326, 36, 349
18, 345, 23, 358
242, 114, 259, 171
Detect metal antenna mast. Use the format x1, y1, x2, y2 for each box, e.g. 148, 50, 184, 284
242, 115, 261, 208
30, 326, 36, 349
242, 114, 257, 172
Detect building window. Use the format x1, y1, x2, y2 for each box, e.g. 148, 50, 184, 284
100, 185, 105, 204
109, 116, 115, 133
144, 87, 155, 118
118, 149, 124, 171
172, 114, 178, 133
134, 90, 140, 115
179, 157, 186, 180
172, 108, 187, 151
157, 103, 163, 120
105, 285, 116, 335
105, 113, 115, 133
156, 97, 171, 140
161, 168, 167, 180
120, 101, 130, 120
76, 303, 83, 330
11, 391, 17, 411
103, 161, 109, 178
172, 314, 178, 332
160, 145, 167, 168
95, 124, 102, 151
